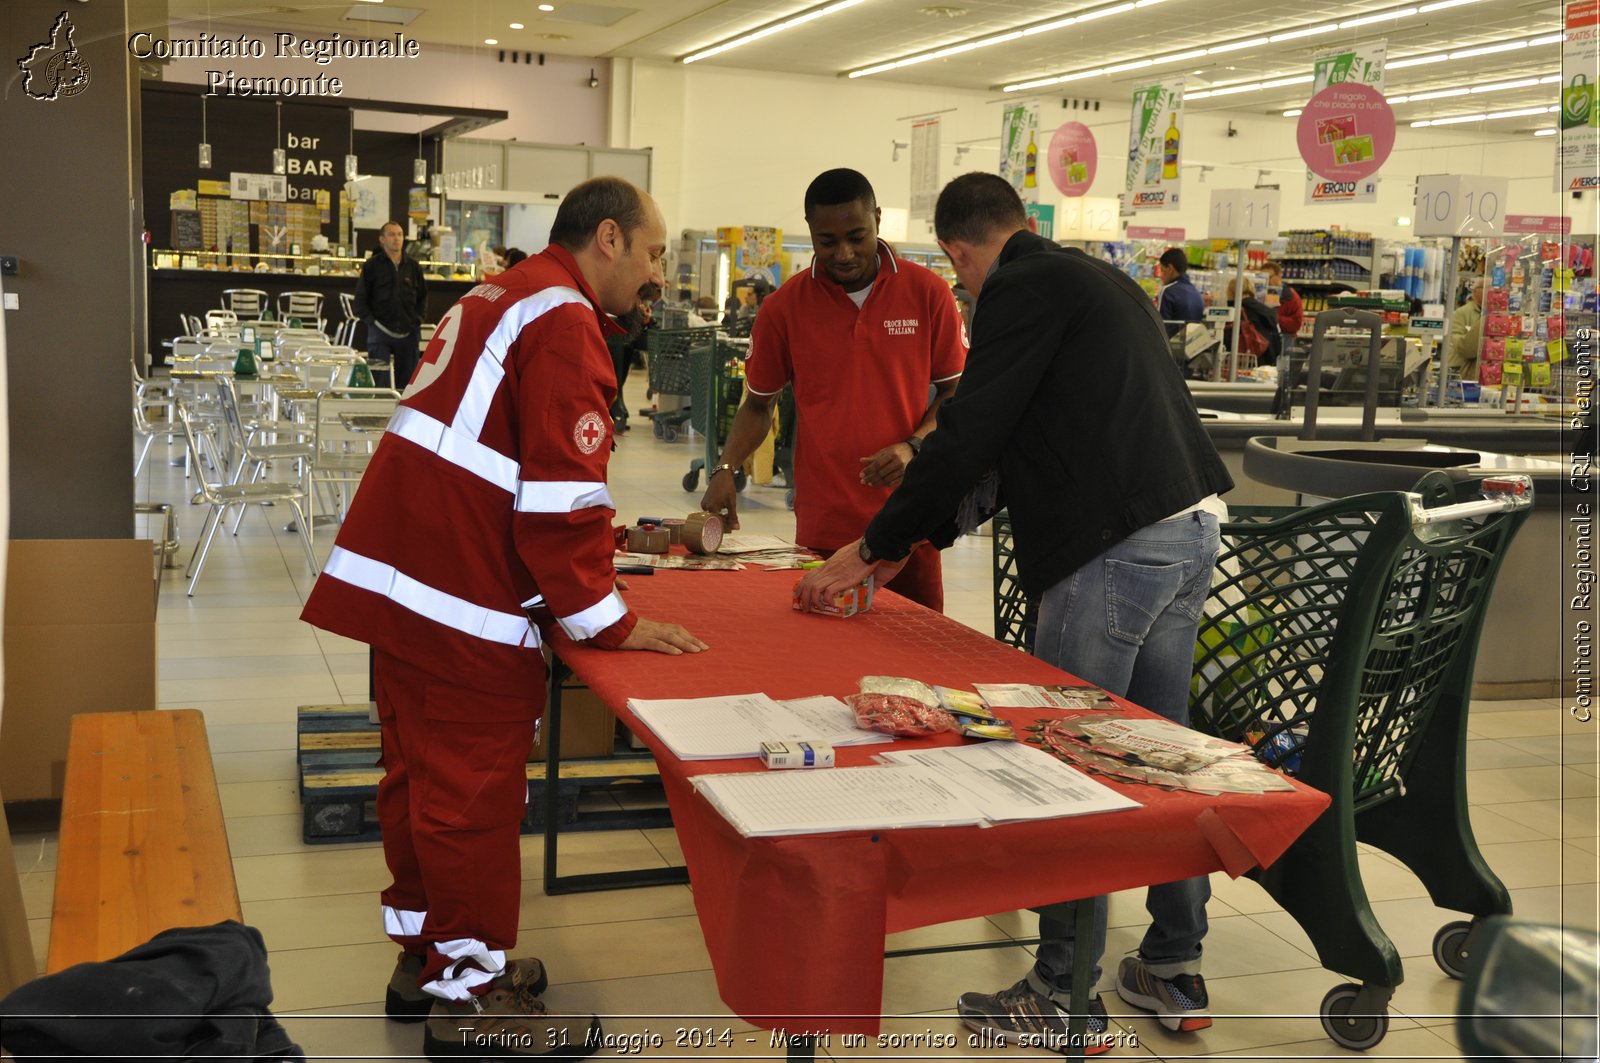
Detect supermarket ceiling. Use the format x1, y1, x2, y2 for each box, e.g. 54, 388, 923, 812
170, 0, 1565, 130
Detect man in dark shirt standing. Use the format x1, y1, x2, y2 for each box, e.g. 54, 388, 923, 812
1156, 247, 1206, 336
355, 220, 428, 390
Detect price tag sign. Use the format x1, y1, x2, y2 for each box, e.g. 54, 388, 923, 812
1207, 188, 1282, 242
1057, 196, 1119, 240
1413, 175, 1509, 237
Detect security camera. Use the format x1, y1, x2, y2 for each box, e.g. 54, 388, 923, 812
587, 69, 599, 88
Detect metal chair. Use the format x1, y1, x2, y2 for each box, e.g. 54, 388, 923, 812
222, 288, 269, 320
336, 292, 360, 346
132, 368, 182, 478
204, 309, 239, 331
174, 397, 319, 596
277, 291, 326, 332
306, 386, 400, 539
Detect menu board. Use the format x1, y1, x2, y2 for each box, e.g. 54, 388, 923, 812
170, 209, 203, 251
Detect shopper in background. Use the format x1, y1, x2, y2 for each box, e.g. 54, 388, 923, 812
607, 282, 660, 431
355, 220, 429, 391
302, 177, 705, 1056
797, 172, 1231, 1050
1262, 260, 1304, 339
700, 167, 967, 610
1224, 276, 1283, 366
504, 247, 528, 267
1448, 278, 1486, 382
1156, 247, 1206, 336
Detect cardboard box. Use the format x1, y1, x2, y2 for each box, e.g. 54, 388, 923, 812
1, 540, 157, 803
530, 686, 616, 761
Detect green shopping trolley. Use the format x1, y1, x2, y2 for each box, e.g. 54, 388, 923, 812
994, 472, 1534, 1050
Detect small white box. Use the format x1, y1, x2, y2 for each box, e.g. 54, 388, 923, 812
759, 740, 835, 769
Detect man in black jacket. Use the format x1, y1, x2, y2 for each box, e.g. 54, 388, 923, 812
799, 173, 1233, 1050
355, 220, 428, 389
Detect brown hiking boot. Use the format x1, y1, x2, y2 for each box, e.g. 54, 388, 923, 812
386, 953, 550, 1022
422, 987, 600, 1061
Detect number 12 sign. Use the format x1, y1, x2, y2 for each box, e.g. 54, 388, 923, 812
1208, 188, 1282, 242
1413, 175, 1508, 238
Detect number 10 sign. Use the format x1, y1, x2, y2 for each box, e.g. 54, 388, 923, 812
1208, 188, 1282, 242
1413, 175, 1508, 238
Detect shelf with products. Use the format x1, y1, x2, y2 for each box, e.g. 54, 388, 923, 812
150, 248, 475, 281
1476, 234, 1596, 406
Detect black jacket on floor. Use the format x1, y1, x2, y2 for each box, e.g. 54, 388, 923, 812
0, 921, 304, 1062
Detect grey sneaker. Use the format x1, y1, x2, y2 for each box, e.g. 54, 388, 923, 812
956, 977, 1113, 1055
386, 953, 549, 1022
423, 987, 600, 1061
1114, 955, 1212, 1032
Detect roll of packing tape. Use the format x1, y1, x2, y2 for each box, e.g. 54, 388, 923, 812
626, 526, 671, 553
681, 511, 724, 555
660, 518, 687, 545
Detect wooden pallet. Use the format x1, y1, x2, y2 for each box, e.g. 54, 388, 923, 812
296, 704, 670, 844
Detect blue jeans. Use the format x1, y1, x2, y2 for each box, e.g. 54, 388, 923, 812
1024, 511, 1220, 998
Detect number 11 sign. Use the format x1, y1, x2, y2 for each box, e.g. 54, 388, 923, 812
1208, 188, 1282, 242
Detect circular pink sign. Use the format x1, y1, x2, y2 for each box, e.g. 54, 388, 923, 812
1296, 82, 1395, 182
1047, 121, 1098, 197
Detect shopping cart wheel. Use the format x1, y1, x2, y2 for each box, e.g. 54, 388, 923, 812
734, 469, 747, 492
682, 470, 700, 492
653, 421, 666, 440
1319, 983, 1388, 1050
1432, 920, 1474, 980
663, 426, 678, 443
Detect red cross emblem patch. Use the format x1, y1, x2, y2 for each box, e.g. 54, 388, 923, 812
573, 411, 608, 455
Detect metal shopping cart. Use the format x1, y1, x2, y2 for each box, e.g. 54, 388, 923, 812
645, 327, 713, 443
680, 333, 748, 493
993, 472, 1534, 1050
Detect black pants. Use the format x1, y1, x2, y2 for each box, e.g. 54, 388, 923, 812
369, 327, 421, 391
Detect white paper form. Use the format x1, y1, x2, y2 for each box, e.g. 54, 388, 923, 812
715, 534, 795, 554
690, 765, 984, 837
626, 693, 887, 761
878, 742, 1141, 822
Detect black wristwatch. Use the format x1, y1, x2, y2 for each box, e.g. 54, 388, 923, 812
858, 539, 879, 564
904, 435, 924, 456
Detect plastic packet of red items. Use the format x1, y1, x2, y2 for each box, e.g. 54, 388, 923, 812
845, 692, 959, 737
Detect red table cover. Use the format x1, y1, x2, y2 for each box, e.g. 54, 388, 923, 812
551, 566, 1330, 1034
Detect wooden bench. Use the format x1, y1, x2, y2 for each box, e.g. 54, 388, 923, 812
46, 709, 241, 972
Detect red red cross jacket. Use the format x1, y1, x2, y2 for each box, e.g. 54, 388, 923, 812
300, 245, 636, 697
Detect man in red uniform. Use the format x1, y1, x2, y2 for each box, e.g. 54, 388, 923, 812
301, 177, 705, 1056
700, 168, 967, 610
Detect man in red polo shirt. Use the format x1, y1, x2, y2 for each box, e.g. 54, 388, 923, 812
700, 168, 967, 610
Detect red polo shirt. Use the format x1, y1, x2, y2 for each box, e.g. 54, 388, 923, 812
744, 241, 967, 550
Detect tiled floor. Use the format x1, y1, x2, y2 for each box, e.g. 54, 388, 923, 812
12, 372, 1599, 1061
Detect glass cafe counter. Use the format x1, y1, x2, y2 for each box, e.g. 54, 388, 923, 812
147, 250, 478, 360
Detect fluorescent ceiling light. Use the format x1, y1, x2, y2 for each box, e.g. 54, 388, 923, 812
1283, 107, 1304, 117
509, 22, 524, 29
1534, 127, 1557, 135
685, 0, 867, 64
1449, 41, 1529, 59
1419, 0, 1477, 9
1187, 73, 1312, 99
1270, 23, 1340, 42
999, 0, 1485, 92
1381, 31, 1555, 70
851, 0, 1153, 77
1388, 72, 1556, 104
1340, 7, 1416, 27
1529, 33, 1564, 45
1411, 104, 1558, 126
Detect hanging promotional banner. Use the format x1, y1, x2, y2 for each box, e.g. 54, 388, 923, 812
1305, 41, 1386, 204
1561, 0, 1600, 192
1125, 79, 1183, 211
1047, 121, 1098, 197
999, 100, 1042, 204
1297, 83, 1396, 184
909, 117, 941, 223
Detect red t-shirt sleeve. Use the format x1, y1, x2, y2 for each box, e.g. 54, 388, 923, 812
743, 303, 792, 397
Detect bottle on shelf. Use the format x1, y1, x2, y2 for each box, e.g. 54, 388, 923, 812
1162, 115, 1180, 180
1024, 131, 1038, 189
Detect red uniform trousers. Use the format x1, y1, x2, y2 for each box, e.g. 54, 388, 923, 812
373, 650, 543, 999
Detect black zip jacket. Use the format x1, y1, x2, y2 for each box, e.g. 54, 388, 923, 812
354, 251, 427, 337
864, 230, 1233, 599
